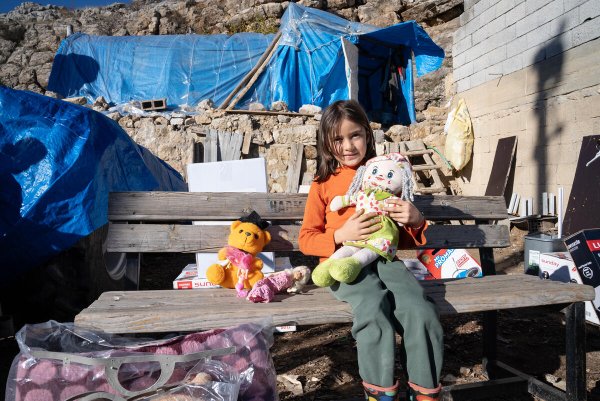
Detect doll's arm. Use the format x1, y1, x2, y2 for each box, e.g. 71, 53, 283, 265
330, 194, 356, 212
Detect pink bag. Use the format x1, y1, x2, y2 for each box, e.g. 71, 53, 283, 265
6, 319, 278, 401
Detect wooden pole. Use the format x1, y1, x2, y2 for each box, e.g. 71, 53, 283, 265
225, 33, 282, 111
218, 31, 282, 110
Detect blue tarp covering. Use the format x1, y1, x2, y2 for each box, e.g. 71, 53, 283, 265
0, 87, 187, 283
48, 3, 444, 124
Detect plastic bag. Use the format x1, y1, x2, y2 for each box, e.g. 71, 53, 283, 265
135, 360, 240, 401
6, 319, 278, 401
444, 98, 474, 171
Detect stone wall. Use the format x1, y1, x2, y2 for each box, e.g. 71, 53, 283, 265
452, 0, 600, 211
1, 0, 465, 192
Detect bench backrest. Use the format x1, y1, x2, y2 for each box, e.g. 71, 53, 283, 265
106, 192, 510, 255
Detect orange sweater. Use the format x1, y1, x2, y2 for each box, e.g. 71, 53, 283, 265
299, 165, 427, 262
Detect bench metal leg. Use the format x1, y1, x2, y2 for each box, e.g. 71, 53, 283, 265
565, 302, 586, 401
482, 310, 497, 379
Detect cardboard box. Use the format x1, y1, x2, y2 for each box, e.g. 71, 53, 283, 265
187, 158, 276, 276
538, 252, 573, 282
174, 258, 293, 290
173, 264, 221, 289
564, 228, 600, 316
417, 249, 482, 279
538, 251, 600, 325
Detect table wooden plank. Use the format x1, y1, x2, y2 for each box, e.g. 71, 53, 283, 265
106, 223, 510, 253
74, 275, 595, 334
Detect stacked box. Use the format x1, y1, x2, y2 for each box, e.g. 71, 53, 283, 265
417, 249, 482, 279
564, 229, 600, 321
539, 251, 600, 325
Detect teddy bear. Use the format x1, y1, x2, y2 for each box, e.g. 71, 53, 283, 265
205, 211, 271, 297
312, 152, 415, 287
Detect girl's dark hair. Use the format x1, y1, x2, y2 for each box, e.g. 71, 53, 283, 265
315, 99, 376, 183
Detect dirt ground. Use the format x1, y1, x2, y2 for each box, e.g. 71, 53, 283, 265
134, 226, 600, 401
2, 226, 600, 400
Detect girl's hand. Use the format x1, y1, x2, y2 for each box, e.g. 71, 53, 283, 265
383, 199, 425, 228
334, 209, 380, 244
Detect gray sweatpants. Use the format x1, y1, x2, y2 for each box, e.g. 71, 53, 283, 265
329, 258, 444, 389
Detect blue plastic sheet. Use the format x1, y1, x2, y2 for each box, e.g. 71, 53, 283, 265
48, 3, 444, 124
0, 87, 186, 283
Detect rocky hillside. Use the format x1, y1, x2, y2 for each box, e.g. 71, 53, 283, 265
0, 0, 464, 190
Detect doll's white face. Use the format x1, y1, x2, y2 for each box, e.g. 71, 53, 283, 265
362, 159, 405, 195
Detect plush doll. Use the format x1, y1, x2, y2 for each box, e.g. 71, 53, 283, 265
246, 265, 311, 303
312, 152, 415, 287
205, 211, 271, 297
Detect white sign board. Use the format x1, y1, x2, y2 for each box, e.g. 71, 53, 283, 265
187, 158, 275, 277
342, 38, 359, 101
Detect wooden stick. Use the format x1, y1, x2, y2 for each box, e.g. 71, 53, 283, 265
226, 33, 282, 111
218, 31, 282, 110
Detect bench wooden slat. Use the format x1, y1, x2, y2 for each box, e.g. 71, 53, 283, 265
108, 192, 509, 221
74, 275, 595, 334
106, 223, 510, 253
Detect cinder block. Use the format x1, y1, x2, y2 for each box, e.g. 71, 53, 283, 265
453, 50, 467, 68
454, 34, 473, 54
549, 6, 579, 36
505, 1, 526, 27
495, 0, 517, 17
535, 0, 565, 27
502, 55, 523, 75
515, 12, 537, 37
526, 0, 550, 15
526, 22, 553, 49
455, 61, 474, 80
545, 31, 573, 59
564, 0, 585, 13
506, 35, 527, 58
139, 98, 167, 111
572, 16, 600, 47
456, 77, 472, 93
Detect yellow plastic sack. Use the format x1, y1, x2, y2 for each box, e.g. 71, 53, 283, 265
444, 98, 474, 171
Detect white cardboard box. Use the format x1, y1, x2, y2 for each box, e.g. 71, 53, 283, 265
539, 251, 600, 325
187, 158, 275, 276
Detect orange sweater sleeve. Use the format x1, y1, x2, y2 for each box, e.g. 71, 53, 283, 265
298, 181, 337, 258
399, 221, 428, 248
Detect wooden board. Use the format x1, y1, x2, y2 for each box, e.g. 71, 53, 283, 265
108, 193, 508, 222
286, 143, 304, 193
106, 223, 510, 253
563, 135, 600, 236
74, 275, 595, 334
484, 136, 517, 200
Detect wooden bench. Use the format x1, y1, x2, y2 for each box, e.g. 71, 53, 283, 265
75, 191, 594, 401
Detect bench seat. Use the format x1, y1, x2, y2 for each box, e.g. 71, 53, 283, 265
76, 191, 595, 401
75, 274, 593, 334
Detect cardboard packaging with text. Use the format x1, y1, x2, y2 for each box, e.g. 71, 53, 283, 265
539, 251, 600, 325
417, 248, 482, 279
564, 228, 600, 315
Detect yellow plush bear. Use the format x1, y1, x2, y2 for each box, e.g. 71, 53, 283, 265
205, 211, 271, 296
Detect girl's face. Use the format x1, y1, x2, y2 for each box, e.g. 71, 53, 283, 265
332, 118, 368, 168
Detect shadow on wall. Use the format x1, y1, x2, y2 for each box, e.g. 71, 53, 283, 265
533, 19, 566, 200
48, 54, 100, 99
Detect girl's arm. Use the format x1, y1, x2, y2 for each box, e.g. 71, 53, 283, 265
299, 183, 338, 258
382, 198, 427, 247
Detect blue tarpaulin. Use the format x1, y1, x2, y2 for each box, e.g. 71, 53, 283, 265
0, 87, 186, 283
48, 3, 444, 124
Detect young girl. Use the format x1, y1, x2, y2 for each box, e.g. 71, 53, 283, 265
299, 100, 444, 401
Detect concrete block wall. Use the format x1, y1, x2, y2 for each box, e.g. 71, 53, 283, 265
454, 0, 600, 93
452, 0, 600, 215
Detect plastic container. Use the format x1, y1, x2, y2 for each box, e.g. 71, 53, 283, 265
524, 233, 566, 275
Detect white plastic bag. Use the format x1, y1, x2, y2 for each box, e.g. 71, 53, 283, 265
444, 98, 474, 171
